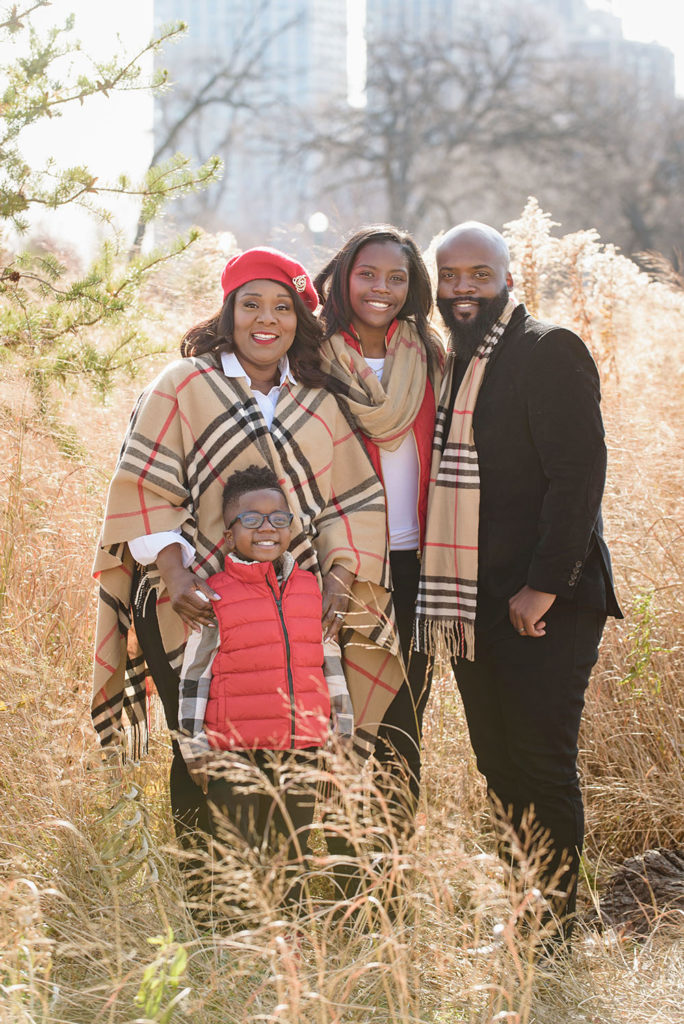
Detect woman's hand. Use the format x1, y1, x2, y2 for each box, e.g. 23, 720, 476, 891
322, 564, 354, 641
156, 543, 219, 631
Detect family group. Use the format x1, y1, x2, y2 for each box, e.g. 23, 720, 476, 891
91, 221, 621, 940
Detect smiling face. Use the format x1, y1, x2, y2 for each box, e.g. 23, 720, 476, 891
436, 228, 513, 356
348, 240, 410, 349
436, 229, 512, 324
224, 488, 292, 563
231, 279, 298, 383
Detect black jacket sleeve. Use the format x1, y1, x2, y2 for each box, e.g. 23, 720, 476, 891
525, 328, 607, 598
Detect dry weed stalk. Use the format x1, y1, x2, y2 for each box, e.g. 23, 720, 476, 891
503, 197, 561, 318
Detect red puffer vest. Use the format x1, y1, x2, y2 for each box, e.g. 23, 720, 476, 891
202, 558, 330, 751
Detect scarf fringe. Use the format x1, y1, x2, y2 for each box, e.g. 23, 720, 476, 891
133, 570, 160, 618
147, 690, 166, 736
414, 618, 476, 662
122, 721, 148, 764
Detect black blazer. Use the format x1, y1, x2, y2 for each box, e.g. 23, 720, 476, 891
449, 305, 622, 628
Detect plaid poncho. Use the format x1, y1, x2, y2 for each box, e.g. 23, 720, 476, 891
92, 354, 401, 759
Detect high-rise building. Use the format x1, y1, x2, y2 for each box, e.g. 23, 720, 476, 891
366, 0, 458, 41
367, 0, 674, 97
153, 0, 348, 246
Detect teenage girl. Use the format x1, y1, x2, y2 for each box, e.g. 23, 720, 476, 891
315, 225, 444, 829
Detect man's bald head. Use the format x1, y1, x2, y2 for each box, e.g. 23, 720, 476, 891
435, 221, 514, 356
437, 222, 510, 272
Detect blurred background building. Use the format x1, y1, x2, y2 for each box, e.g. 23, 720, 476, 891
152, 0, 681, 259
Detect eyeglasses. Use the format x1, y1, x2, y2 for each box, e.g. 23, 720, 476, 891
226, 510, 294, 530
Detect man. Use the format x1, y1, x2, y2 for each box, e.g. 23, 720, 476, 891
415, 221, 621, 939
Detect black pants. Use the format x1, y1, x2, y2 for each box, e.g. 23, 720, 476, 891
373, 549, 434, 823
453, 600, 605, 934
207, 749, 319, 909
324, 550, 433, 890
131, 586, 211, 846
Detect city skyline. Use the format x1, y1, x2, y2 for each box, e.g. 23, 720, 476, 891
151, 0, 680, 254
6, 0, 683, 257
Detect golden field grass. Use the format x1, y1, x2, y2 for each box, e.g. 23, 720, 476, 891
1, 209, 683, 1023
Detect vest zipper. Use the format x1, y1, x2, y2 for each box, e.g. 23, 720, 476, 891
266, 575, 296, 749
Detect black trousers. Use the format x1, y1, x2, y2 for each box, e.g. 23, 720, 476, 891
453, 600, 605, 932
324, 550, 433, 890
374, 549, 434, 822
131, 587, 211, 846
207, 749, 319, 908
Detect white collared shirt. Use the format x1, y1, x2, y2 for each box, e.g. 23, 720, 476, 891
220, 350, 294, 429
128, 351, 294, 567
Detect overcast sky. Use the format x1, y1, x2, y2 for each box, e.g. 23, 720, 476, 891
9, 0, 154, 255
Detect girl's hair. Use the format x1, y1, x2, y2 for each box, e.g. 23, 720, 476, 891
180, 283, 326, 388
314, 224, 440, 368
222, 465, 284, 518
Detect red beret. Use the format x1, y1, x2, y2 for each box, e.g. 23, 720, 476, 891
221, 246, 319, 312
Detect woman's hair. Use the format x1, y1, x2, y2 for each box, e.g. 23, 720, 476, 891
222, 465, 285, 518
314, 224, 439, 366
180, 283, 326, 388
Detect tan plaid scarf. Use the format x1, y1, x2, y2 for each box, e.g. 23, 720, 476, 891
92, 354, 401, 760
319, 320, 439, 449
414, 297, 517, 660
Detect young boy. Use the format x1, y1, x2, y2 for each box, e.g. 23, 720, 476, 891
177, 465, 353, 903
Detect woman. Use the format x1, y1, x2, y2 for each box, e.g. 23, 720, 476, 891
315, 226, 444, 829
91, 247, 398, 851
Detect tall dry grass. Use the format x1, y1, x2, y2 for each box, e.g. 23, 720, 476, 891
1, 210, 683, 1023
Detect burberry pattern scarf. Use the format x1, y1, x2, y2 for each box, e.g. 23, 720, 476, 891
319, 320, 441, 449
414, 297, 517, 660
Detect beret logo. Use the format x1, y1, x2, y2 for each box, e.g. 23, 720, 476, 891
292, 275, 307, 293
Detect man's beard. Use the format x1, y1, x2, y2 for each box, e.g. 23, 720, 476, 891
437, 286, 510, 359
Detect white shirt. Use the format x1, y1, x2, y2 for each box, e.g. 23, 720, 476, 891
128, 351, 294, 566
220, 350, 294, 429
365, 357, 420, 551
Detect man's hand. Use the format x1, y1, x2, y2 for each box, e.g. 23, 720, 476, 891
508, 585, 556, 638
156, 543, 219, 631
322, 565, 354, 640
